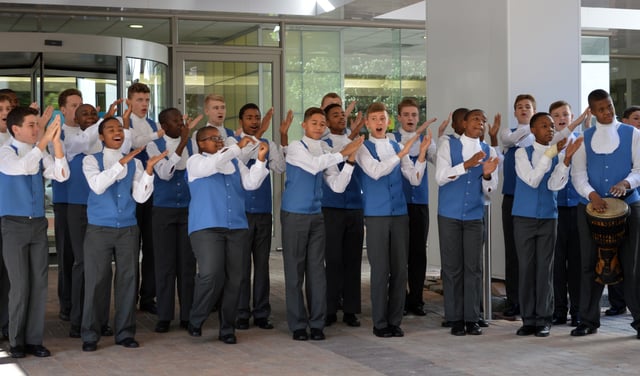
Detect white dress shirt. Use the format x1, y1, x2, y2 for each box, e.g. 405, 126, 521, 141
0, 138, 68, 182
500, 123, 572, 150
186, 143, 268, 190
82, 147, 154, 203
435, 134, 498, 194
60, 121, 132, 161
387, 128, 437, 164
228, 131, 285, 174
286, 136, 354, 193
146, 135, 189, 181
126, 113, 160, 149
356, 136, 426, 186
571, 120, 640, 200
0, 131, 10, 146
514, 141, 569, 191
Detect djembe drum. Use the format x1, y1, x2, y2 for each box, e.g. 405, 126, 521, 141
585, 197, 629, 285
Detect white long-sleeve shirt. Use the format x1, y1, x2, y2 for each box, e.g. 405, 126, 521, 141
514, 142, 569, 191
146, 135, 190, 181
500, 123, 572, 150
387, 128, 437, 165
286, 136, 354, 193
126, 113, 160, 149
228, 132, 285, 174
82, 147, 154, 203
355, 136, 425, 186
0, 138, 68, 182
186, 143, 268, 190
571, 120, 640, 200
61, 121, 132, 161
435, 134, 498, 194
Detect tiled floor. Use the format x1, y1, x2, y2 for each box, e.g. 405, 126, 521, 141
2, 251, 640, 375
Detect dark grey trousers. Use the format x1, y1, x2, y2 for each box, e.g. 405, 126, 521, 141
238, 213, 273, 320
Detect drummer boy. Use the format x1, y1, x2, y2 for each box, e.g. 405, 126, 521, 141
512, 112, 581, 338
570, 89, 640, 338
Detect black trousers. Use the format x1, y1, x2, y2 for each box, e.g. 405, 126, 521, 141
553, 206, 581, 317
54, 203, 73, 315
501, 195, 518, 308
136, 199, 155, 306
406, 204, 429, 308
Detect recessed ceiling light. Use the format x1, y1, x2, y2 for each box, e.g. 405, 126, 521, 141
129, 24, 144, 29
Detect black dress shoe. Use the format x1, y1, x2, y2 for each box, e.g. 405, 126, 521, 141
406, 305, 427, 316
390, 325, 404, 337
218, 333, 237, 344
9, 345, 25, 358
82, 341, 97, 352
605, 307, 627, 316
139, 302, 158, 315
477, 319, 489, 328
69, 324, 81, 338
116, 337, 139, 348
503, 304, 520, 317
180, 320, 189, 330
310, 328, 325, 340
187, 323, 202, 337
236, 318, 250, 330
155, 320, 170, 333
570, 315, 581, 327
516, 325, 536, 336
325, 313, 337, 327
342, 313, 361, 327
535, 325, 551, 337
254, 318, 274, 329
570, 324, 597, 336
101, 325, 114, 337
441, 320, 452, 328
59, 310, 71, 322
292, 329, 308, 341
552, 315, 567, 325
465, 322, 482, 335
450, 321, 466, 336
25, 344, 51, 357
373, 326, 393, 338
2, 324, 8, 340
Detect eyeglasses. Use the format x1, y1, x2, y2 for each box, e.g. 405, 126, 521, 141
198, 135, 224, 142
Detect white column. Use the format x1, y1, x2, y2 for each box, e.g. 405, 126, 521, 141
426, 0, 581, 277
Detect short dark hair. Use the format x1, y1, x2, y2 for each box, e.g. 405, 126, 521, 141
7, 106, 39, 137
195, 126, 218, 142
530, 112, 551, 128
623, 106, 640, 120
0, 94, 12, 104
58, 88, 82, 108
239, 103, 260, 119
323, 103, 342, 116
548, 100, 571, 113
366, 102, 387, 116
304, 107, 325, 121
127, 82, 150, 99
587, 89, 610, 107
464, 109, 485, 120
452, 107, 469, 124
321, 92, 340, 107
397, 97, 419, 114
98, 117, 121, 135
158, 107, 181, 126
514, 94, 536, 111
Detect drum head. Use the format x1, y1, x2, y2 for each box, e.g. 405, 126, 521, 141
586, 197, 630, 219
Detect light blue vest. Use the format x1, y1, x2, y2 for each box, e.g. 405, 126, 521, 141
187, 159, 247, 234
438, 136, 489, 220
391, 131, 429, 205
321, 138, 363, 210
281, 140, 324, 214
582, 124, 640, 205
234, 136, 272, 214
356, 139, 407, 217
151, 138, 192, 208
512, 146, 559, 219
0, 145, 45, 217
66, 154, 91, 205
86, 153, 137, 228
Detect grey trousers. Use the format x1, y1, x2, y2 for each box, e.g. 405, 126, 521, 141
81, 225, 139, 343
281, 210, 327, 332
0, 222, 8, 331
2, 216, 49, 347
438, 215, 483, 323
238, 213, 273, 320
365, 215, 409, 329
513, 216, 556, 326
189, 228, 246, 337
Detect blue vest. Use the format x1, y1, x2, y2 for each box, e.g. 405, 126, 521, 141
135, 118, 159, 165
321, 138, 363, 210
66, 154, 91, 205
512, 146, 559, 219
0, 146, 45, 217
356, 139, 407, 217
151, 138, 193, 208
281, 141, 324, 214
582, 124, 640, 205
234, 136, 272, 214
502, 146, 517, 195
187, 159, 247, 234
391, 131, 429, 205
86, 153, 137, 228
438, 136, 489, 220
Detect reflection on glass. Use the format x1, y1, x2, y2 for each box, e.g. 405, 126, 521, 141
178, 20, 280, 47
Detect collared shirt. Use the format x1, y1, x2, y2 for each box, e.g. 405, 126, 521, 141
60, 120, 132, 161
186, 143, 268, 190
355, 135, 426, 185
0, 132, 10, 146
515, 141, 569, 191
229, 131, 286, 174
0, 138, 68, 182
435, 134, 498, 194
128, 113, 160, 149
82, 147, 154, 203
146, 135, 190, 181
500, 123, 572, 150
571, 120, 640, 199
286, 136, 354, 193
387, 128, 437, 164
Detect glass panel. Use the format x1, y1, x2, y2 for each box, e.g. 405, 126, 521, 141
183, 60, 273, 137
178, 20, 280, 47
581, 36, 610, 111
126, 58, 168, 121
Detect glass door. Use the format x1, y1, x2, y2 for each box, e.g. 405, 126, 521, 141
175, 50, 283, 248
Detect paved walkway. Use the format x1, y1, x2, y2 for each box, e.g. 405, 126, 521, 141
1, 251, 640, 375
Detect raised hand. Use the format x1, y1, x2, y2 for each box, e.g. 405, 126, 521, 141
122, 108, 132, 129
146, 150, 169, 174
348, 111, 365, 140
237, 136, 257, 149
257, 141, 269, 162
280, 109, 294, 146
106, 99, 125, 118
482, 156, 499, 176
340, 135, 364, 158
256, 107, 274, 139
463, 151, 486, 170
438, 112, 452, 138
120, 146, 145, 166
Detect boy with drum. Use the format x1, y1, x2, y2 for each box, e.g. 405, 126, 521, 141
570, 89, 640, 337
